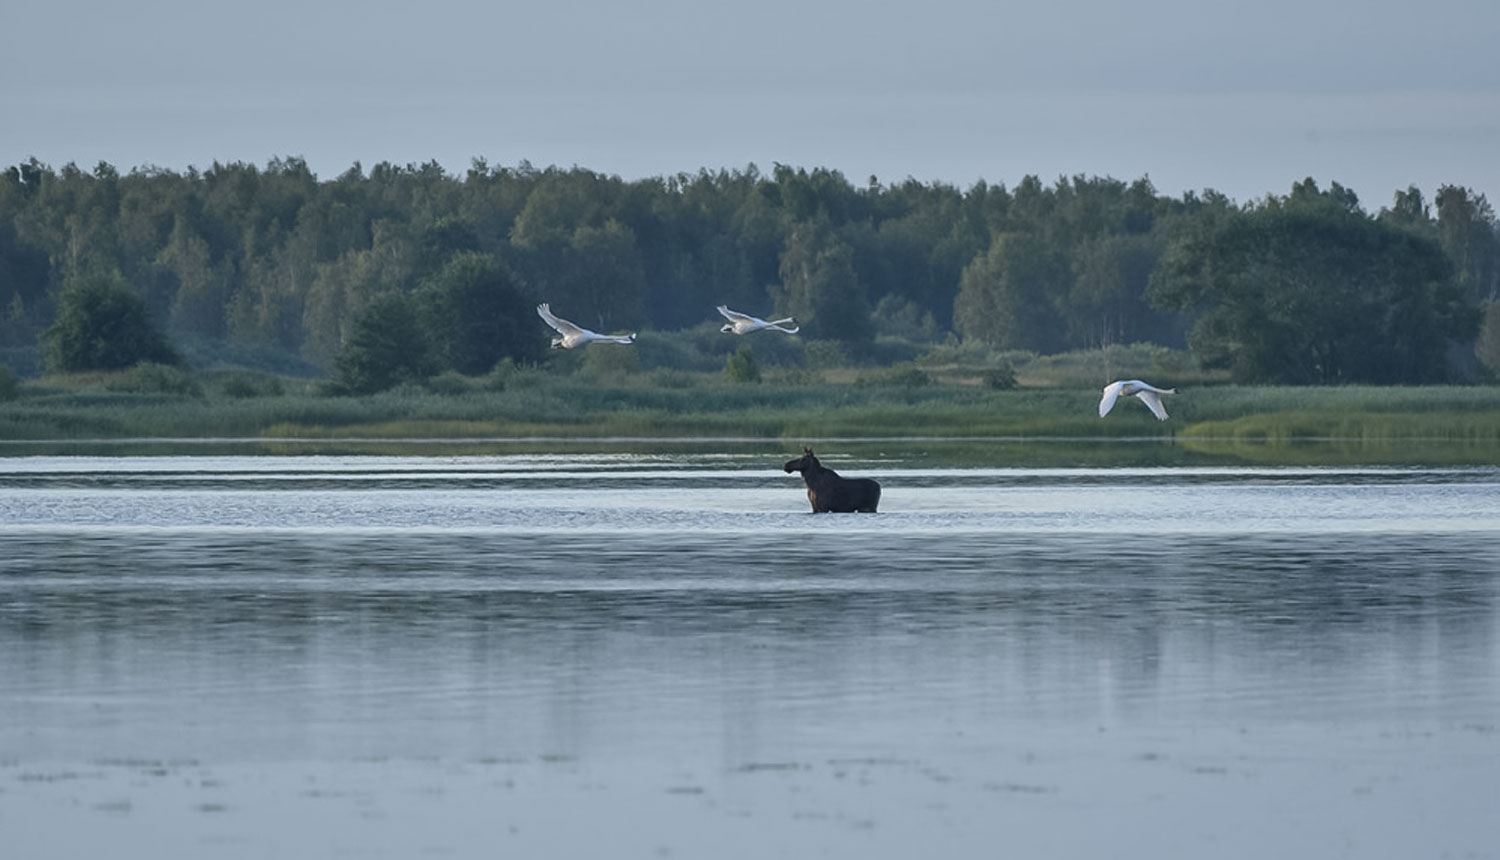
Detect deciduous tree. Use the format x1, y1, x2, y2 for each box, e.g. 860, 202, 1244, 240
953, 231, 1067, 352
1151, 180, 1478, 383
41, 269, 179, 372
416, 251, 540, 374
772, 217, 871, 343
331, 292, 429, 394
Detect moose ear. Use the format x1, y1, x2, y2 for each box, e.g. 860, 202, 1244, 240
803, 447, 813, 455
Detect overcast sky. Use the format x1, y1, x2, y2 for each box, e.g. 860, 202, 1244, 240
4, 0, 1497, 207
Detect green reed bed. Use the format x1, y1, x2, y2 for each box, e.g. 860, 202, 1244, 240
4, 374, 1499, 457
1176, 386, 1500, 442
254, 385, 1162, 441
1180, 385, 1500, 421
1169, 386, 1500, 465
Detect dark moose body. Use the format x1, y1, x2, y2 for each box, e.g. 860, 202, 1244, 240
782, 448, 881, 513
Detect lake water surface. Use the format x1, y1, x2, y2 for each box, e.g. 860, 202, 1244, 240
2, 451, 1498, 859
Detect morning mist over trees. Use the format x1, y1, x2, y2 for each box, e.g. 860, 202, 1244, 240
2, 157, 1498, 391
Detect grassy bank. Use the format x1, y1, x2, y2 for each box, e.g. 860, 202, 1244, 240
3, 363, 1499, 464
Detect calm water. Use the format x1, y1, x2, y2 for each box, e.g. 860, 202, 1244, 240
2, 452, 1499, 859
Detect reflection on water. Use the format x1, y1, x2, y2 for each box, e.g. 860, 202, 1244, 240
2, 455, 1499, 859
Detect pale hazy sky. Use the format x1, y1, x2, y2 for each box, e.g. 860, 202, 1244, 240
4, 0, 1497, 206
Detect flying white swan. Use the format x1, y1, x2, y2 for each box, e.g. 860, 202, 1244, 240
717, 305, 800, 334
1099, 379, 1176, 420
536, 303, 636, 349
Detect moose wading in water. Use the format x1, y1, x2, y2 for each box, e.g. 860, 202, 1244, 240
782, 448, 881, 513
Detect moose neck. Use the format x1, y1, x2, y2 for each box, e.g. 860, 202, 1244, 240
805, 458, 836, 478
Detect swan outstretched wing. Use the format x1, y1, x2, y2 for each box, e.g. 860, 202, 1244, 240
721, 304, 799, 333
1101, 379, 1175, 419
1098, 382, 1123, 417
717, 305, 753, 324
1136, 390, 1170, 420
537, 303, 585, 337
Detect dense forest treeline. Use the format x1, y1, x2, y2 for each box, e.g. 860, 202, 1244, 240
2, 156, 1498, 391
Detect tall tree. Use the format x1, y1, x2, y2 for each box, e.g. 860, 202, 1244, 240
156, 216, 229, 337
1151, 181, 1478, 383
331, 292, 430, 394
1434, 185, 1500, 303
1067, 232, 1170, 348
560, 219, 647, 330
953, 231, 1068, 352
298, 220, 414, 368
41, 269, 179, 372
772, 217, 871, 343
416, 251, 541, 374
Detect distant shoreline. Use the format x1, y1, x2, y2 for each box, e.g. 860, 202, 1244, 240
3, 379, 1498, 466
